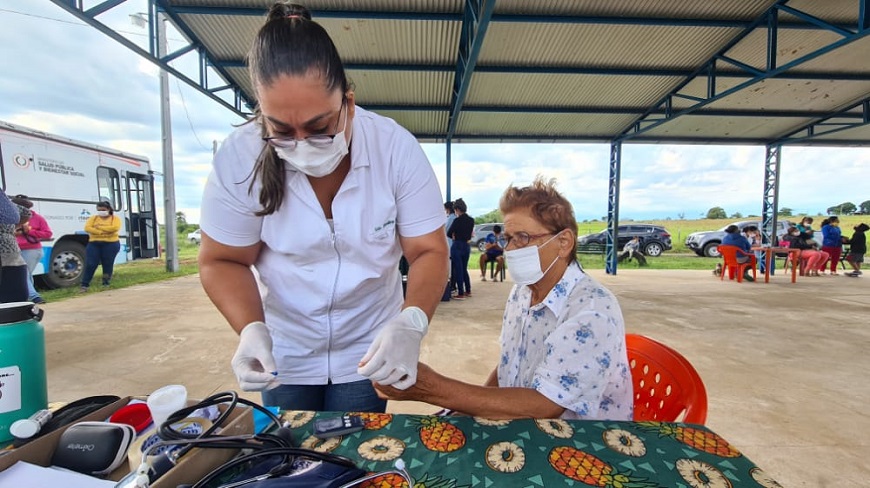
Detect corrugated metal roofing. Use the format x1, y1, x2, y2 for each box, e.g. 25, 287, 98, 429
158, 0, 870, 145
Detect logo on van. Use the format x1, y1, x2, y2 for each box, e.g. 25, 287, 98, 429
12, 154, 30, 169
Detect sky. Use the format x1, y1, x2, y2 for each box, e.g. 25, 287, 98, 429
2, 1, 868, 225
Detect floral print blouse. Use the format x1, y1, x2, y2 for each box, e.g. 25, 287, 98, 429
498, 261, 633, 420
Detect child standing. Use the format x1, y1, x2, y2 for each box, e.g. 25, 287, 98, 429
845, 223, 868, 277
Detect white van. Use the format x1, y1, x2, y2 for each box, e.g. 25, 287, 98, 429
0, 121, 160, 288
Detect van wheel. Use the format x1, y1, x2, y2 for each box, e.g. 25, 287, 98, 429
477, 240, 487, 252
42, 241, 87, 289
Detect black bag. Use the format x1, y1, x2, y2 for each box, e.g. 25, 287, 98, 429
194, 448, 365, 488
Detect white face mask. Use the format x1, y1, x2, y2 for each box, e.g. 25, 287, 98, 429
274, 116, 351, 178
504, 232, 562, 285
96, 210, 110, 217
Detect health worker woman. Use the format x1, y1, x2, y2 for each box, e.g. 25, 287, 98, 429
198, 2, 447, 412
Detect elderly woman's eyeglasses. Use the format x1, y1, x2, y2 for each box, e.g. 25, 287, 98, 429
504, 232, 555, 249
262, 100, 347, 150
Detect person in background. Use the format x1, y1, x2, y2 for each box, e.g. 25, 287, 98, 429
375, 177, 633, 420
783, 226, 828, 277
198, 3, 447, 412
742, 225, 767, 273
617, 235, 647, 266
844, 223, 867, 277
0, 189, 32, 303
80, 201, 121, 292
479, 224, 506, 280
444, 201, 456, 247
721, 224, 756, 281
820, 216, 843, 276
796, 216, 814, 235
446, 198, 474, 299
444, 201, 456, 296
12, 195, 52, 304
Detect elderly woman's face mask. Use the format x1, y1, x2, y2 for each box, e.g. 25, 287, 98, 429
504, 232, 563, 285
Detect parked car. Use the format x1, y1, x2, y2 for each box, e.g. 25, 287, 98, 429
685, 220, 792, 257
187, 228, 201, 245
576, 224, 672, 257
471, 223, 503, 252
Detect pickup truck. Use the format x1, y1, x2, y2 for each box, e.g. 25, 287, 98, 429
685, 220, 792, 257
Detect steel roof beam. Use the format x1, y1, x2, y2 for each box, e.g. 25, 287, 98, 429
446, 0, 496, 140
48, 0, 251, 116
773, 96, 870, 145
211, 59, 870, 81
85, 0, 128, 18
618, 1, 870, 142
417, 134, 777, 144
158, 0, 256, 111
168, 6, 858, 31
363, 104, 865, 119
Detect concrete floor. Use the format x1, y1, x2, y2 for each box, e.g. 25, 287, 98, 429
37, 268, 869, 487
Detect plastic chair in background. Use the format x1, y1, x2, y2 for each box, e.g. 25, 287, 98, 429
717, 245, 757, 283
625, 333, 708, 424
488, 257, 505, 282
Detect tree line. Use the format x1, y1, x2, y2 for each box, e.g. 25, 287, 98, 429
706, 200, 870, 219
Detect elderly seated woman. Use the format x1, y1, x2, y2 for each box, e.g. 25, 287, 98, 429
373, 177, 633, 420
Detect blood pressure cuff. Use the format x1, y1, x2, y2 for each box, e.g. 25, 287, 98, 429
244, 462, 367, 488
51, 421, 136, 476
218, 456, 366, 488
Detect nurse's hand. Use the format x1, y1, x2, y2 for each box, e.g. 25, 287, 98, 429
232, 321, 280, 391
358, 307, 428, 390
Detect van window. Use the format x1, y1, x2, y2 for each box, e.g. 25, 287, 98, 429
97, 167, 122, 210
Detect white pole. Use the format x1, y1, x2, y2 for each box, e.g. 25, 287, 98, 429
158, 13, 179, 273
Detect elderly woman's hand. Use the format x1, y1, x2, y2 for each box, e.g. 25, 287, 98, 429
373, 362, 438, 402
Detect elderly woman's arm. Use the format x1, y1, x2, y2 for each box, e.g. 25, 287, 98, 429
374, 363, 565, 420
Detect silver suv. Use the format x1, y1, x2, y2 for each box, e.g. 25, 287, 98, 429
471, 223, 504, 252
685, 220, 792, 257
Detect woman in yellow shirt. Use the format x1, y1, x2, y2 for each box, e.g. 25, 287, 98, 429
80, 201, 121, 292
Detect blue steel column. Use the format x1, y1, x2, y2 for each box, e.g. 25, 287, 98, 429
445, 139, 452, 202
761, 145, 781, 246
606, 142, 622, 275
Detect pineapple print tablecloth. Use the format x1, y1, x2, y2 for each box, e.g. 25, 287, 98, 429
282, 411, 782, 488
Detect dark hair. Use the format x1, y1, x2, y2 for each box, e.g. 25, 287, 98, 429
828, 216, 840, 224
453, 198, 467, 213
725, 225, 739, 234
444, 201, 454, 212
96, 201, 114, 215
743, 225, 758, 233
801, 216, 813, 225
11, 194, 33, 209
500, 176, 578, 265
493, 225, 502, 233
247, 3, 350, 216
856, 223, 869, 232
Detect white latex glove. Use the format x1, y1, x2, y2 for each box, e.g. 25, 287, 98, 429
231, 321, 280, 391
358, 307, 428, 390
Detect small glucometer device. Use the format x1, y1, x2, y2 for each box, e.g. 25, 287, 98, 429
313, 415, 365, 439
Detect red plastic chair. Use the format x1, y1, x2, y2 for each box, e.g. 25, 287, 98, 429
626, 334, 708, 424
717, 245, 757, 283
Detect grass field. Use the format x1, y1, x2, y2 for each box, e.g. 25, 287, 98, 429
38, 214, 866, 303
40, 240, 201, 303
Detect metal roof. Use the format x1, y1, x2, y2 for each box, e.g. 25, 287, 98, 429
51, 0, 870, 146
